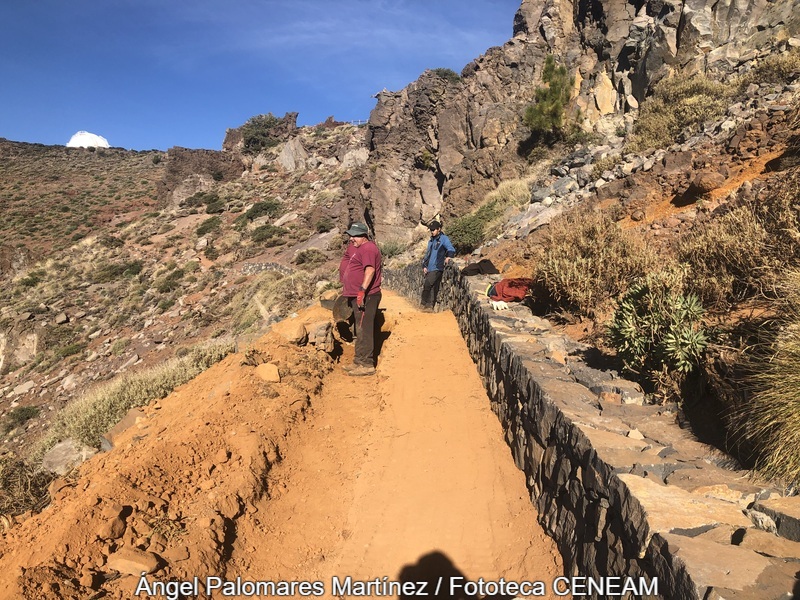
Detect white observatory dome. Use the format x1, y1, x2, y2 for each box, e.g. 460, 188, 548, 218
66, 131, 110, 148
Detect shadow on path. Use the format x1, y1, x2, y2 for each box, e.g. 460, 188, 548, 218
398, 550, 515, 600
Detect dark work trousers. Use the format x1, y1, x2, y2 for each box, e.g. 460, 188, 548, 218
350, 292, 382, 367
421, 270, 444, 308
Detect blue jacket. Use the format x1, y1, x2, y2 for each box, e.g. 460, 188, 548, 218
423, 233, 456, 272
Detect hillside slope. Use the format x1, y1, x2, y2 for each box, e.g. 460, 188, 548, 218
0, 120, 367, 460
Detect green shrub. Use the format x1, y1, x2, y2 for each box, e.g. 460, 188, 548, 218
678, 205, 769, 309
241, 113, 281, 154
111, 338, 130, 356
54, 342, 86, 359
534, 208, 656, 316
251, 224, 287, 246
196, 216, 222, 237
155, 268, 185, 293
523, 55, 573, 142
379, 239, 406, 259
99, 235, 124, 249
244, 199, 282, 221
19, 270, 45, 288
293, 249, 327, 268
431, 67, 461, 84
3, 406, 40, 433
484, 179, 532, 207
448, 202, 501, 254
185, 191, 214, 207
185, 191, 224, 214
608, 269, 708, 387
679, 168, 800, 307
0, 456, 54, 515
749, 167, 800, 269
448, 214, 487, 254
738, 48, 800, 88
35, 342, 234, 454
630, 72, 732, 150
591, 155, 622, 180
315, 217, 334, 233
415, 149, 435, 170
93, 260, 144, 283
204, 198, 225, 214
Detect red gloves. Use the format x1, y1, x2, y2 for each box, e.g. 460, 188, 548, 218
356, 289, 366, 310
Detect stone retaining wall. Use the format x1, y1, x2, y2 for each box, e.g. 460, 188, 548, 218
385, 263, 800, 600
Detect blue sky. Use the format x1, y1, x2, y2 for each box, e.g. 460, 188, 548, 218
0, 1, 520, 151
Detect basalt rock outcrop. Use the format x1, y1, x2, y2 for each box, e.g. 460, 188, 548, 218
355, 0, 800, 241
157, 147, 245, 209
221, 111, 300, 153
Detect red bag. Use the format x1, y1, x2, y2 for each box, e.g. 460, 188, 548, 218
489, 278, 534, 302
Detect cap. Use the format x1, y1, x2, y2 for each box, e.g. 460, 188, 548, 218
428, 220, 442, 231
345, 222, 369, 237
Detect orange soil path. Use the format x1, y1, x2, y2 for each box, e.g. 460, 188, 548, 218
228, 292, 562, 596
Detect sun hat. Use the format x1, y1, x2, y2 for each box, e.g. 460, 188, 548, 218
345, 222, 369, 237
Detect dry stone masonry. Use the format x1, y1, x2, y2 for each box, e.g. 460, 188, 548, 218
386, 265, 800, 599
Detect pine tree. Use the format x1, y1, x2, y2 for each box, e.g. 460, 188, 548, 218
523, 55, 573, 142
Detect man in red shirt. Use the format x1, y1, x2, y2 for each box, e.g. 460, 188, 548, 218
338, 222, 382, 376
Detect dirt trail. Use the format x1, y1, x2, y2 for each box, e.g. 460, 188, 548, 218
0, 292, 561, 599
230, 292, 562, 596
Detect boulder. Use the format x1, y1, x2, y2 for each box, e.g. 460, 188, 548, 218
106, 548, 160, 576
319, 289, 339, 310
594, 71, 617, 115
691, 171, 726, 194
276, 138, 308, 172
12, 380, 35, 396
255, 363, 281, 383
41, 439, 98, 475
270, 319, 308, 345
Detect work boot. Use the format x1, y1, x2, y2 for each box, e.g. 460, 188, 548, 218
341, 363, 361, 372
347, 365, 376, 377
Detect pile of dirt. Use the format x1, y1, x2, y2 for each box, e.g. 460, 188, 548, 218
0, 318, 333, 599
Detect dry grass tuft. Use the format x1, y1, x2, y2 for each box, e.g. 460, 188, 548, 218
484, 179, 531, 206
34, 341, 234, 458
679, 166, 800, 309
629, 72, 732, 151
737, 270, 800, 485
0, 456, 54, 516
678, 205, 771, 309
738, 48, 800, 89
533, 207, 659, 316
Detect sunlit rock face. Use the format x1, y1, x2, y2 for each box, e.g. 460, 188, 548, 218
352, 0, 800, 241
66, 131, 110, 148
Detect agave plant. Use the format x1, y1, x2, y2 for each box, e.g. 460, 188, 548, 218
608, 268, 708, 379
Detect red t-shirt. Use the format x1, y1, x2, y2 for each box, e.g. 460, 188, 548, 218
340, 240, 382, 297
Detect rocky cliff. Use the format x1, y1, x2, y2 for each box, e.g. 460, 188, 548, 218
356, 0, 800, 241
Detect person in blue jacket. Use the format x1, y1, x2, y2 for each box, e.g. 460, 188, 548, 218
421, 220, 456, 311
